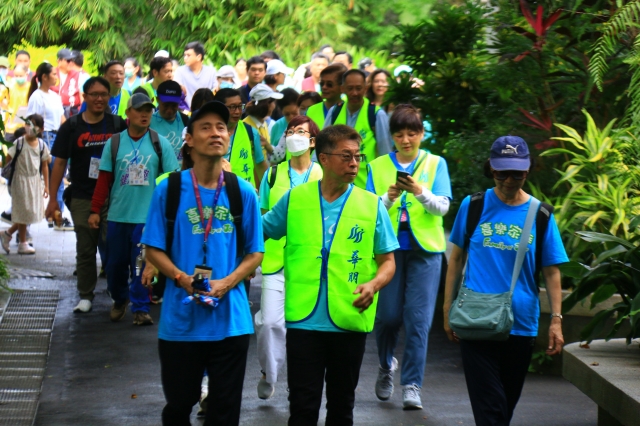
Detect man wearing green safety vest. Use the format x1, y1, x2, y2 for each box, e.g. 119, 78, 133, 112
324, 69, 393, 189
103, 60, 131, 119
262, 125, 398, 425
141, 56, 174, 106
214, 88, 269, 189
306, 63, 347, 130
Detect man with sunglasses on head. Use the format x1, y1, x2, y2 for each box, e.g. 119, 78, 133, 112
46, 77, 128, 314
213, 88, 268, 189
262, 125, 398, 425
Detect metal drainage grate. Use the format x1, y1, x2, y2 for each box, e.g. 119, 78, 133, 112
0, 290, 59, 426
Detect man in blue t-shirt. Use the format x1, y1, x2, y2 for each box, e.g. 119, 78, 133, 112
142, 101, 264, 426
89, 93, 179, 325
150, 80, 189, 159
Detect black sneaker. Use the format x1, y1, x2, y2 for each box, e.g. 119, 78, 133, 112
0, 212, 12, 224
54, 218, 74, 231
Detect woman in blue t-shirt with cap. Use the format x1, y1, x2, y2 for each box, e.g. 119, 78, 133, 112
443, 136, 568, 426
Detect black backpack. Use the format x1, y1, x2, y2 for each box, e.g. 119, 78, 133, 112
158, 171, 245, 288
464, 191, 554, 284
328, 102, 378, 138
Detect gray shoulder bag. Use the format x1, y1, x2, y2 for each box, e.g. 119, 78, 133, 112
448, 197, 540, 341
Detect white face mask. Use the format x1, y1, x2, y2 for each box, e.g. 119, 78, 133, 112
285, 134, 311, 157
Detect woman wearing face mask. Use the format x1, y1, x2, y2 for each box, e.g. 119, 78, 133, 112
123, 58, 143, 92
366, 104, 452, 410
5, 65, 31, 137
1, 114, 51, 255
216, 65, 240, 91
254, 115, 323, 400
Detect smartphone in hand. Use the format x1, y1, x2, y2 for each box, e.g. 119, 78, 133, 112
396, 171, 410, 184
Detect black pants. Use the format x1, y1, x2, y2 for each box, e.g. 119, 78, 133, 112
460, 335, 535, 426
158, 335, 250, 426
286, 329, 367, 426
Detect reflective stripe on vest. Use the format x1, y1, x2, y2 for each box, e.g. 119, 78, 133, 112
229, 124, 256, 188
262, 162, 323, 275
117, 90, 131, 120
306, 102, 326, 129
285, 182, 379, 332
332, 97, 379, 189
368, 152, 446, 253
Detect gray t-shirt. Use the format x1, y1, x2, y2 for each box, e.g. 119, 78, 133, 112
174, 64, 217, 109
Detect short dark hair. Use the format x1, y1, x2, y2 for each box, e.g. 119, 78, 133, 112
389, 104, 423, 134
15, 50, 30, 59
320, 44, 332, 51
333, 51, 353, 65
191, 88, 215, 111
342, 69, 366, 85
103, 60, 123, 74
149, 57, 171, 74
260, 50, 280, 61
264, 74, 278, 86
287, 116, 320, 138
311, 52, 330, 62
83, 76, 110, 94
320, 63, 347, 80
297, 91, 323, 107
185, 41, 205, 60
214, 88, 242, 104
277, 88, 300, 109
315, 125, 361, 155
246, 56, 266, 72
72, 51, 84, 67
244, 99, 273, 120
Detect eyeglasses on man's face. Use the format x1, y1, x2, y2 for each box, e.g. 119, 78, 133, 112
321, 152, 363, 163
226, 103, 245, 112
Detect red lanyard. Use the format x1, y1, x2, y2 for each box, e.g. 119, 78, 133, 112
190, 169, 224, 263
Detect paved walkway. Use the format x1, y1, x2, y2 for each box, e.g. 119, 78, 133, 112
0, 183, 598, 425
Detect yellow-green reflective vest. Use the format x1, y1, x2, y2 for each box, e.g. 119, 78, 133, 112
306, 102, 326, 129
368, 151, 446, 253
332, 97, 379, 189
115, 90, 131, 120
285, 182, 379, 332
229, 124, 256, 188
140, 83, 158, 106
262, 161, 323, 274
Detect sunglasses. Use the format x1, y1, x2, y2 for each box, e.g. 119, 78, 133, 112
492, 170, 528, 181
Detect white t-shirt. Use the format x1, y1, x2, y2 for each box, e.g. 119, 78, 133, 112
174, 64, 217, 109
26, 89, 65, 131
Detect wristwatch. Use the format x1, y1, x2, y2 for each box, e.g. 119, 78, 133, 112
550, 313, 563, 320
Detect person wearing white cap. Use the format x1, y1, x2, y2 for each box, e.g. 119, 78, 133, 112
216, 65, 240, 90
155, 50, 170, 58
244, 84, 281, 181
265, 60, 293, 121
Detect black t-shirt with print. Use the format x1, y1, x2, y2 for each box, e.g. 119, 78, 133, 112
51, 113, 128, 199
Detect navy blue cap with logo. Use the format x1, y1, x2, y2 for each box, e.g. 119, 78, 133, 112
489, 136, 531, 171
157, 80, 183, 104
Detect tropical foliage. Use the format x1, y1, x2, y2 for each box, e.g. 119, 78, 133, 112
562, 228, 640, 344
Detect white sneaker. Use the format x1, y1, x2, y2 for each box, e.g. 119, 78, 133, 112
257, 374, 275, 400
1, 231, 11, 254
197, 375, 208, 418
18, 242, 35, 255
73, 300, 92, 313
375, 357, 398, 401
402, 384, 423, 410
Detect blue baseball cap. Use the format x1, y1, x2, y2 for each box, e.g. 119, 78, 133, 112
490, 136, 531, 171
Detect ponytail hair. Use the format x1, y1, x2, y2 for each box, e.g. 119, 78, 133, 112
28, 62, 54, 100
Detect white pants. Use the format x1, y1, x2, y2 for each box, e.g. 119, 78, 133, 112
254, 272, 286, 385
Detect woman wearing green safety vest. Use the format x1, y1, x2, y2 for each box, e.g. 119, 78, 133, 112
366, 104, 452, 410
262, 124, 398, 425
254, 115, 323, 401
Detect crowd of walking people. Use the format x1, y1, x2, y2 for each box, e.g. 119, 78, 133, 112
0, 42, 567, 426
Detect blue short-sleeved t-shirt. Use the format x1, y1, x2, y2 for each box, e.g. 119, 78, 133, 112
99, 130, 180, 223
224, 125, 264, 164
141, 170, 265, 342
150, 111, 186, 158
365, 152, 452, 250
263, 184, 400, 332
449, 189, 569, 336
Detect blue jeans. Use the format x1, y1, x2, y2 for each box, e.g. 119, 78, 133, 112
374, 250, 442, 387
43, 131, 65, 214
106, 221, 149, 313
